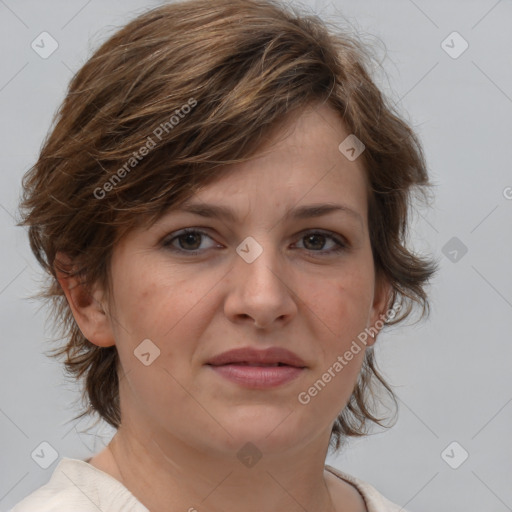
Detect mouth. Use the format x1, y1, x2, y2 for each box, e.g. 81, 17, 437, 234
207, 363, 305, 388
214, 362, 291, 367
206, 346, 307, 368
205, 347, 307, 389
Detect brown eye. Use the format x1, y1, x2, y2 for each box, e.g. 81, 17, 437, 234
163, 229, 218, 254
303, 233, 327, 250
176, 232, 202, 250
295, 231, 347, 255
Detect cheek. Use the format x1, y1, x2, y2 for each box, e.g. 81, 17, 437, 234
297, 275, 371, 418
109, 265, 219, 420
109, 260, 220, 368
302, 266, 374, 348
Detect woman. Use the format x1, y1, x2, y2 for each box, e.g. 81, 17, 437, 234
12, 0, 438, 510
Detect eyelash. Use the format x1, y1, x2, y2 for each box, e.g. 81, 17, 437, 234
162, 228, 348, 256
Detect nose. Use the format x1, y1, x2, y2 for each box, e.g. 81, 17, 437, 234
223, 239, 298, 330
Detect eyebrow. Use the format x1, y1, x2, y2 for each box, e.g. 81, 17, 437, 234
173, 201, 363, 227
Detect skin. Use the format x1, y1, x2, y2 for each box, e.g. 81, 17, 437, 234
57, 101, 392, 512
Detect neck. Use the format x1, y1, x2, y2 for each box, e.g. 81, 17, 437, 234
102, 420, 337, 512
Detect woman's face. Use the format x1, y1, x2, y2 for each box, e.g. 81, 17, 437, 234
102, 103, 391, 456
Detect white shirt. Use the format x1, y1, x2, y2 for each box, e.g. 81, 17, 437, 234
9, 458, 408, 512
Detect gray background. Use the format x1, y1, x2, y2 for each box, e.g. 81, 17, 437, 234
1, 1, 511, 511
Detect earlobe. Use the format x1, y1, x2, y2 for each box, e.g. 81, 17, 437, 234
54, 252, 115, 347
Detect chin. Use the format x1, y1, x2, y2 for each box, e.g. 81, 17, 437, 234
217, 408, 310, 451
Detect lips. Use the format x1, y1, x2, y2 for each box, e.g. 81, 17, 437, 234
206, 347, 306, 389
206, 346, 306, 368
228, 362, 283, 367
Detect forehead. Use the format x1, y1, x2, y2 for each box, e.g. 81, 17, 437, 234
177, 103, 369, 224
115, 103, 371, 252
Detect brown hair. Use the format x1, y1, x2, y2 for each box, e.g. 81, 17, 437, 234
17, 0, 439, 452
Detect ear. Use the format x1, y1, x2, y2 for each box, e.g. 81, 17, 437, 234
54, 251, 115, 348
366, 273, 393, 347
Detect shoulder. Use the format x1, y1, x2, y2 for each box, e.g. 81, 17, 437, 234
325, 464, 409, 512
9, 458, 148, 512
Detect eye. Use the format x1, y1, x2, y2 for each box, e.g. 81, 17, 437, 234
162, 228, 219, 254
162, 228, 348, 256
294, 230, 347, 255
